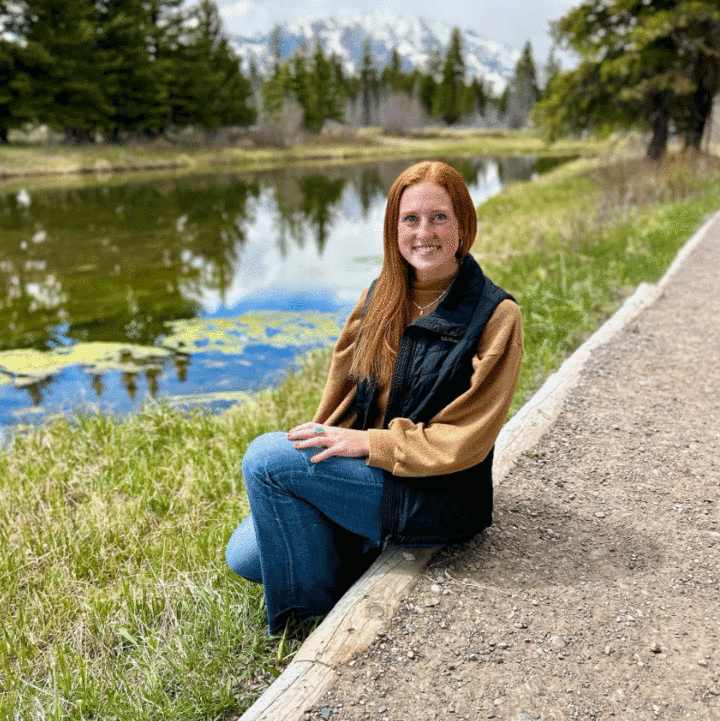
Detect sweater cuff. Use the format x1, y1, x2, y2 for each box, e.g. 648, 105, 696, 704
366, 429, 396, 472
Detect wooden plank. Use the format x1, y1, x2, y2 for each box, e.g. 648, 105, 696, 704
239, 545, 438, 721
238, 660, 335, 721
295, 545, 438, 665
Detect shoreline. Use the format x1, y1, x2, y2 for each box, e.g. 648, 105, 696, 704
0, 129, 601, 185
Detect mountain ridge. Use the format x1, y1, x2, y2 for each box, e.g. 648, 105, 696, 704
228, 11, 520, 93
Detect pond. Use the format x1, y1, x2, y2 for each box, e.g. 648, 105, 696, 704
0, 155, 562, 430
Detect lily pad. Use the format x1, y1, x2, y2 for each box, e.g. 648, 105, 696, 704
0, 342, 171, 379
161, 311, 343, 355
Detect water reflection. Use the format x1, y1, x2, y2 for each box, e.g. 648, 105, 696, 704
0, 156, 564, 425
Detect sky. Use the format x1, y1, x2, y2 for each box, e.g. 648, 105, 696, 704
214, 0, 584, 63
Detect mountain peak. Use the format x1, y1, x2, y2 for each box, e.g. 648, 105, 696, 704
229, 12, 519, 93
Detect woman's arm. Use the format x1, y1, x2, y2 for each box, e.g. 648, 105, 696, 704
311, 289, 368, 427
366, 299, 523, 477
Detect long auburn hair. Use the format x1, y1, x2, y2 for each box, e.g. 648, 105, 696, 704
350, 161, 478, 386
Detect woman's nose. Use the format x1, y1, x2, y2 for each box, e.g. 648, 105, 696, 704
417, 217, 433, 236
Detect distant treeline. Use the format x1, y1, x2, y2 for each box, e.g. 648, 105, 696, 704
257, 29, 543, 137
0, 1, 544, 144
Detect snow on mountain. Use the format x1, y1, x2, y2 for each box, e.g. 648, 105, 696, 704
229, 11, 520, 94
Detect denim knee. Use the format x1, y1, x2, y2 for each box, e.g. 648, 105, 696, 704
241, 432, 288, 489
225, 515, 263, 584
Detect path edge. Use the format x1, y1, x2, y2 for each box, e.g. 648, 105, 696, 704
238, 207, 720, 721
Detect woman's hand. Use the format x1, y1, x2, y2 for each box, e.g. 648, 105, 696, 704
287, 422, 370, 463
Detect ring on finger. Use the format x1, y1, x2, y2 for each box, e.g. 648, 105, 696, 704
313, 425, 325, 434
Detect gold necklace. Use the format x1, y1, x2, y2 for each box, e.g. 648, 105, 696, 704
412, 288, 449, 316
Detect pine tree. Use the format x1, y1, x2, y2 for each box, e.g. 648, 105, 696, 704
180, 0, 255, 129
417, 48, 441, 117
302, 42, 342, 133
96, 0, 161, 139
533, 0, 720, 160
16, 0, 111, 141
144, 0, 187, 133
262, 61, 293, 120
382, 48, 410, 94
433, 28, 466, 125
0, 2, 37, 142
359, 40, 379, 126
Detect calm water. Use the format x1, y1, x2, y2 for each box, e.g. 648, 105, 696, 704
0, 156, 560, 428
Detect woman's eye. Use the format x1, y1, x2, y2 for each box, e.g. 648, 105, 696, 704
403, 215, 418, 223
433, 213, 447, 222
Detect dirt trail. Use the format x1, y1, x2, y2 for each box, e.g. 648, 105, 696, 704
305, 211, 720, 721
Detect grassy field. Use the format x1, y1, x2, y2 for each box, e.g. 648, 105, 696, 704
0, 127, 603, 181
1, 147, 719, 720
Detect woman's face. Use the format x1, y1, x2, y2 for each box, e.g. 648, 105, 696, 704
397, 182, 460, 282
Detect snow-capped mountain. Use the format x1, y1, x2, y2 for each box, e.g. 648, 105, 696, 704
229, 11, 519, 94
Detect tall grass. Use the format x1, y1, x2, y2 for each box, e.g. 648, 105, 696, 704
1, 151, 719, 720
476, 152, 720, 409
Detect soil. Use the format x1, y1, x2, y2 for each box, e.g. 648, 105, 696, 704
304, 218, 720, 721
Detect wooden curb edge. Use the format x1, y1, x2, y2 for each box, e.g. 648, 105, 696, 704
238, 207, 720, 721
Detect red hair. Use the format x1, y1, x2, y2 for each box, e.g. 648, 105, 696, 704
350, 161, 477, 385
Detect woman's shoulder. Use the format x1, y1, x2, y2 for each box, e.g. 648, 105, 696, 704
478, 298, 523, 353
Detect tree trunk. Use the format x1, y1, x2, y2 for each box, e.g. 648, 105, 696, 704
0, 126, 8, 144
684, 55, 720, 152
647, 93, 670, 161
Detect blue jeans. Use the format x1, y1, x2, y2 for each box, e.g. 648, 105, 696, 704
225, 432, 386, 634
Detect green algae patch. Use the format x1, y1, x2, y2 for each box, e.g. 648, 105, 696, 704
161, 311, 344, 355
166, 390, 253, 407
0, 342, 172, 381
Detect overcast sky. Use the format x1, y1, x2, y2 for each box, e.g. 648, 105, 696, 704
214, 0, 584, 62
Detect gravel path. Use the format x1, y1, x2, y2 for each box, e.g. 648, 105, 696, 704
305, 211, 720, 721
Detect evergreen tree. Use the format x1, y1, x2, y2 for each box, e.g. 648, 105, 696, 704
433, 28, 466, 125
533, 0, 720, 160
417, 48, 441, 117
0, 3, 36, 143
16, 0, 111, 141
359, 40, 379, 126
470, 77, 488, 116
144, 0, 187, 134
262, 61, 293, 120
96, 0, 161, 139
180, 0, 255, 128
382, 48, 411, 94
302, 42, 343, 132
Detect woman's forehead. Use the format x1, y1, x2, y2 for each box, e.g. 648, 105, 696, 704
399, 182, 453, 208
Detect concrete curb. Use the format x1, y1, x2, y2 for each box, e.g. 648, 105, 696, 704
238, 207, 720, 721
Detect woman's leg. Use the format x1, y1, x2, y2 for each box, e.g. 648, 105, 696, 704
236, 431, 385, 634
226, 514, 263, 584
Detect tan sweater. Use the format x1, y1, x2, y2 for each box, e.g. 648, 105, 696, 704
313, 271, 523, 477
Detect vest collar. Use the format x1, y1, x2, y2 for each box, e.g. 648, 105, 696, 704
408, 255, 487, 337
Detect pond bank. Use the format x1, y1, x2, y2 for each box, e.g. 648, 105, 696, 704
0, 129, 602, 182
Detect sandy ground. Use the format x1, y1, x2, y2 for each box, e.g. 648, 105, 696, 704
304, 214, 720, 721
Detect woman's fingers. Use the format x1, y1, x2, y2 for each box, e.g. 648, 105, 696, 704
286, 421, 321, 439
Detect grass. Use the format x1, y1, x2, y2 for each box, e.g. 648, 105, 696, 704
1, 148, 719, 720
0, 127, 604, 181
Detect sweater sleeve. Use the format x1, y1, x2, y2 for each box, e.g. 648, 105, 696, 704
366, 298, 523, 476
312, 290, 368, 428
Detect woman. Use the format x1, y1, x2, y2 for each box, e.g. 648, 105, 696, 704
226, 161, 523, 634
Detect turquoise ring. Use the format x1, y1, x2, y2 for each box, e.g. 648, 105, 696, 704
313, 425, 325, 434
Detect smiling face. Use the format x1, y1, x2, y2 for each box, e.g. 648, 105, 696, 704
397, 182, 461, 282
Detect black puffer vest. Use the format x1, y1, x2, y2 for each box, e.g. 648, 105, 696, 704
353, 255, 515, 546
